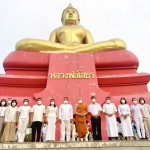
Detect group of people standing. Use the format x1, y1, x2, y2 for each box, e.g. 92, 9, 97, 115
0, 96, 149, 143
105, 97, 150, 140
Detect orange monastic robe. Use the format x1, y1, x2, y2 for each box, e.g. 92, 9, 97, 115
76, 103, 88, 138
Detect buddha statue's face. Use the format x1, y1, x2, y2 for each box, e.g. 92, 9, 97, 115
61, 8, 80, 25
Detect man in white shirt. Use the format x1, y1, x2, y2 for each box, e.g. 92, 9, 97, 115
139, 97, 150, 139
88, 96, 102, 140
17, 99, 31, 142
103, 97, 118, 140
131, 98, 145, 139
59, 97, 73, 142
31, 98, 46, 142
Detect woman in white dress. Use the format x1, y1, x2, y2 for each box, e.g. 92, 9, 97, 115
118, 97, 133, 140
103, 97, 118, 140
45, 98, 58, 141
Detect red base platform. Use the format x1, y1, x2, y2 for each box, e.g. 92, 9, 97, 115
0, 50, 150, 140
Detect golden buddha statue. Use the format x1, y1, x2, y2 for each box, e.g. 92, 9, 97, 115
15, 4, 127, 53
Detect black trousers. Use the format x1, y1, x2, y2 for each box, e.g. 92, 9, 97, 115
91, 116, 102, 140
32, 121, 42, 142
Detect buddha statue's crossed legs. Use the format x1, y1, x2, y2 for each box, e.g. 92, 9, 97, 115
16, 38, 126, 53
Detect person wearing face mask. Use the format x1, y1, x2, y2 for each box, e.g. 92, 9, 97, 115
88, 96, 102, 140
7, 98, 12, 107
75, 97, 88, 141
1, 99, 18, 142
0, 99, 7, 139
59, 97, 73, 142
131, 98, 145, 139
118, 97, 133, 140
139, 97, 150, 140
30, 98, 46, 142
16, 99, 31, 142
45, 98, 58, 142
103, 97, 118, 140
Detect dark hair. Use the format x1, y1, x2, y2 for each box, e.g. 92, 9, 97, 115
23, 99, 29, 103
64, 97, 68, 100
116, 117, 121, 123
105, 97, 110, 100
36, 98, 42, 101
11, 99, 17, 106
132, 98, 137, 102
91, 96, 96, 100
120, 97, 127, 104
0, 99, 7, 107
49, 98, 56, 107
139, 97, 145, 104
86, 120, 89, 124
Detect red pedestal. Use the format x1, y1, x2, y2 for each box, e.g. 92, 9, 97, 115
0, 50, 150, 140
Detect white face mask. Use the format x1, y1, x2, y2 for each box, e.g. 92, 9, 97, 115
1, 102, 6, 106
121, 100, 126, 104
7, 101, 11, 105
24, 101, 28, 106
51, 101, 55, 105
37, 100, 42, 105
12, 103, 16, 106
64, 100, 68, 104
106, 100, 110, 104
140, 100, 145, 104
92, 99, 96, 103
133, 100, 137, 104
78, 100, 82, 104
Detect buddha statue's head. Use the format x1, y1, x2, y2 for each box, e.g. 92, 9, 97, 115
61, 3, 80, 25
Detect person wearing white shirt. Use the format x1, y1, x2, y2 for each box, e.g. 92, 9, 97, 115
59, 97, 73, 142
17, 99, 31, 142
139, 97, 150, 139
1, 99, 18, 142
41, 122, 47, 142
0, 99, 7, 139
103, 97, 118, 140
131, 98, 145, 139
45, 98, 58, 141
118, 97, 133, 140
6, 98, 12, 107
70, 120, 77, 141
31, 98, 46, 142
88, 96, 102, 140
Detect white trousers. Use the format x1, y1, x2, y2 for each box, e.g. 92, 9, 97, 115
71, 134, 76, 141
61, 120, 70, 142
17, 118, 29, 142
135, 117, 145, 138
42, 134, 46, 142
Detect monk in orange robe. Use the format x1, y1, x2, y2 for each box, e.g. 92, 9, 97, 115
75, 98, 89, 141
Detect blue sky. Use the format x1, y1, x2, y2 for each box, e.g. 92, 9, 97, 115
0, 0, 150, 88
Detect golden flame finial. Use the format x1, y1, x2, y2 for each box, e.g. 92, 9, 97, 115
67, 3, 74, 9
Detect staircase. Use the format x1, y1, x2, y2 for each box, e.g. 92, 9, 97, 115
0, 141, 150, 150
